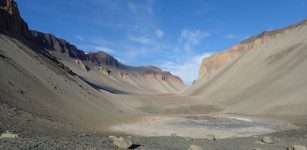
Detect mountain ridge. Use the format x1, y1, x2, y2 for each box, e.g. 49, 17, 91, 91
0, 0, 184, 93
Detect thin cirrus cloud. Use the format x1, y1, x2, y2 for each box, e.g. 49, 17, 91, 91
128, 35, 152, 45
224, 34, 237, 39
155, 29, 164, 38
75, 35, 84, 41
179, 29, 210, 53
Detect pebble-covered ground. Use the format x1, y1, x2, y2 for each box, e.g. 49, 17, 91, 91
0, 127, 307, 150
1, 102, 307, 150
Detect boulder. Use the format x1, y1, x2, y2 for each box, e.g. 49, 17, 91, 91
261, 136, 275, 144
287, 145, 307, 150
0, 131, 18, 139
109, 136, 132, 149
205, 134, 216, 141
188, 145, 203, 150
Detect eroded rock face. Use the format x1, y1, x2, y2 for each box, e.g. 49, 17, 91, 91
31, 31, 87, 59
199, 44, 247, 78
0, 0, 32, 39
199, 19, 307, 79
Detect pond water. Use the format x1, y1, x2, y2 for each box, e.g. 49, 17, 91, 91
110, 115, 291, 139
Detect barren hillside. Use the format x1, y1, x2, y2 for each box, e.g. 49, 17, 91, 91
185, 20, 307, 122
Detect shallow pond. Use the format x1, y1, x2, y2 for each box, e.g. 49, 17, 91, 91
110, 115, 292, 139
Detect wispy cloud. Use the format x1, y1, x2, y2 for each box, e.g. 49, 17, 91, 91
75, 35, 84, 41
128, 35, 152, 45
128, 0, 153, 15
160, 52, 213, 84
179, 29, 210, 52
224, 34, 237, 39
155, 29, 164, 38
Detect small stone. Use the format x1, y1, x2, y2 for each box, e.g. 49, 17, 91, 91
79, 133, 89, 137
109, 136, 132, 149
171, 133, 177, 137
188, 145, 203, 150
0, 131, 18, 139
205, 134, 216, 141
261, 136, 275, 144
287, 145, 307, 150
17, 89, 24, 94
249, 148, 261, 150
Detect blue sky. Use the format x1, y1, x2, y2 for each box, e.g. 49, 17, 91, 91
17, 0, 307, 84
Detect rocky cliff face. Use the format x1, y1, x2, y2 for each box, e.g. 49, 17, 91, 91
0, 0, 31, 39
199, 19, 307, 79
31, 31, 87, 60
31, 32, 184, 88
0, 0, 185, 92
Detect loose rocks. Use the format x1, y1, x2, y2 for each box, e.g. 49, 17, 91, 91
188, 144, 203, 150
205, 134, 216, 141
287, 145, 307, 150
261, 136, 275, 144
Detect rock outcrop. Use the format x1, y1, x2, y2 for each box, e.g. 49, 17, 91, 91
0, 0, 31, 39
31, 30, 87, 59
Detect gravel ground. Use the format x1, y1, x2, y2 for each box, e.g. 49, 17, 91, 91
1, 102, 307, 150
0, 128, 307, 150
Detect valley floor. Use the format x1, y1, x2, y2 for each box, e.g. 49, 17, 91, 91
1, 96, 307, 150
1, 123, 307, 150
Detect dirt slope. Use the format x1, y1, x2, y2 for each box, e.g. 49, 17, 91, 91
185, 20, 307, 121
